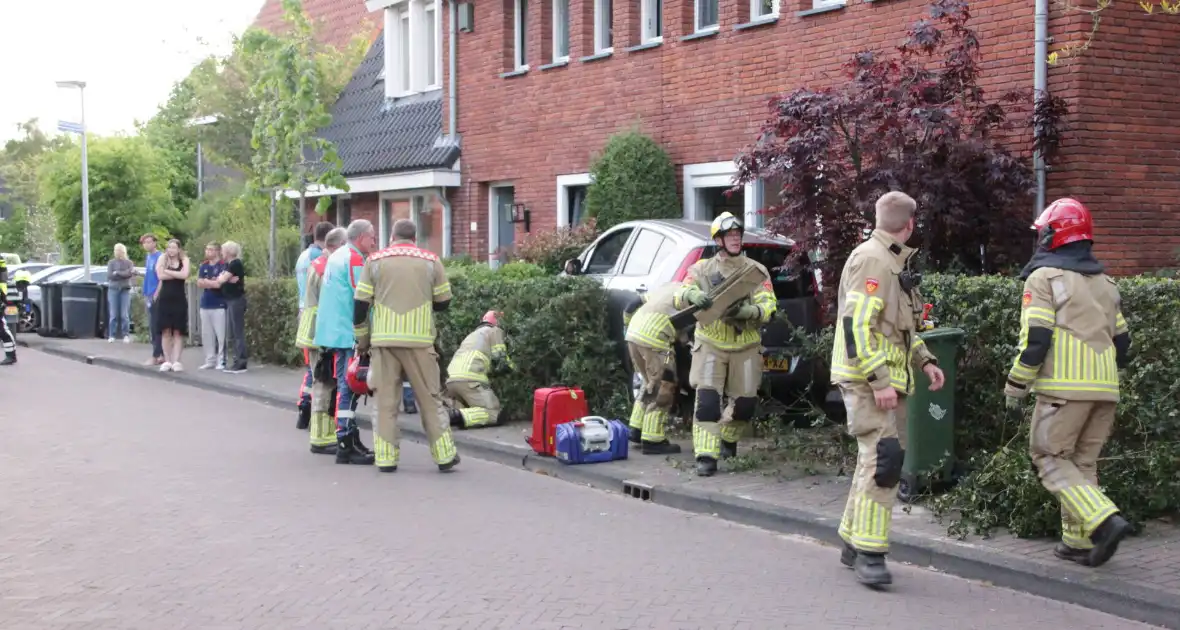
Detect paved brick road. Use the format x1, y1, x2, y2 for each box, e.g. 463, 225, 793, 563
0, 352, 1157, 629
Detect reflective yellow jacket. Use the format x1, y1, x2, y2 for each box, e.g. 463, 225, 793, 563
672, 254, 776, 352
624, 283, 680, 352
446, 325, 512, 384
295, 253, 328, 349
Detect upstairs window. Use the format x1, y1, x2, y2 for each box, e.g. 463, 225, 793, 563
383, 0, 443, 96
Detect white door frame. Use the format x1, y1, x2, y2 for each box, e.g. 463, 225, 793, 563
682, 161, 764, 229
487, 182, 514, 267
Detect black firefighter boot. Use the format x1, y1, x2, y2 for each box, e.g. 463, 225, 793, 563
0, 351, 15, 366
642, 440, 682, 455
854, 552, 892, 586
1087, 514, 1133, 568
448, 408, 466, 430
438, 453, 461, 472
696, 456, 718, 477
628, 428, 642, 445
1053, 543, 1092, 565
720, 440, 738, 460
295, 403, 310, 431
335, 431, 375, 465
840, 543, 858, 569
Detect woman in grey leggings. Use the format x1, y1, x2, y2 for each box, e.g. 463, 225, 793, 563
217, 241, 248, 373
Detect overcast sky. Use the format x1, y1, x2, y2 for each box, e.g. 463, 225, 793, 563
0, 0, 263, 142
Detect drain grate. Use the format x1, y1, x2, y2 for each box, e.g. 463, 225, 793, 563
622, 481, 653, 501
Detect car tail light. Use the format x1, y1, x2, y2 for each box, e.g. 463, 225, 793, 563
673, 247, 705, 282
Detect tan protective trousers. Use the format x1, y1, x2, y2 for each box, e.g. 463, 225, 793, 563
626, 342, 677, 442
370, 346, 458, 467
1029, 395, 1120, 549
838, 382, 908, 554
689, 342, 762, 459
446, 380, 501, 428
307, 350, 337, 448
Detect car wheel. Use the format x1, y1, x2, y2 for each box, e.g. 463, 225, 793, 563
631, 370, 644, 403
19, 305, 39, 333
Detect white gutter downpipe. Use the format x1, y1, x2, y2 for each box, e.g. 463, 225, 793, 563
437, 187, 453, 257
1033, 0, 1049, 218
447, 0, 458, 139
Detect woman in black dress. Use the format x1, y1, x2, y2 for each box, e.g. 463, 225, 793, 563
154, 239, 191, 372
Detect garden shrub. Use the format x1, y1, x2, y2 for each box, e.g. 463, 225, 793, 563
513, 220, 600, 274
793, 273, 1180, 537
585, 130, 679, 230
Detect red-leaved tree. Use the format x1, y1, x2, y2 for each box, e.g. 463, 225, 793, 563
734, 0, 1067, 301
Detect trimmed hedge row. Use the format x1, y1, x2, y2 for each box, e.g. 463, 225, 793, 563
800, 274, 1180, 537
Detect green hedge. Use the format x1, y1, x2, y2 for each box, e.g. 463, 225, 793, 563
801, 274, 1180, 537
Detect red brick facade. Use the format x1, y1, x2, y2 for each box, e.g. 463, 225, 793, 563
441, 0, 1180, 273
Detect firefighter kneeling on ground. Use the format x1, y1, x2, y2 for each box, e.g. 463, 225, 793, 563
445, 310, 514, 429
674, 211, 777, 477
1004, 197, 1133, 568
622, 283, 685, 455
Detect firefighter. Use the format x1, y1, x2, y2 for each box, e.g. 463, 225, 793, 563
830, 191, 945, 587
315, 220, 378, 466
298, 227, 347, 454
444, 310, 514, 429
294, 221, 336, 430
622, 283, 685, 455
0, 256, 15, 366
353, 219, 459, 473
1005, 197, 1133, 568
673, 211, 777, 477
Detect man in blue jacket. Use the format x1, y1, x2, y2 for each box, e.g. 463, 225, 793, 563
294, 221, 334, 430
138, 234, 164, 366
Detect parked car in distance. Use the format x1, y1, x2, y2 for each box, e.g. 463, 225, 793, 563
21, 265, 141, 332
561, 219, 838, 417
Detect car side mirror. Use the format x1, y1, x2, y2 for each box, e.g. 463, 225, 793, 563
563, 259, 582, 275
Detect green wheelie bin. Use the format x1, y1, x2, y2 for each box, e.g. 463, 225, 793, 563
898, 326, 966, 504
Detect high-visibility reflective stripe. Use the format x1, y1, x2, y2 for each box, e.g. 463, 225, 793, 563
337, 410, 356, 419
692, 423, 721, 458
460, 407, 492, 427
831, 320, 914, 393
430, 430, 458, 464
848, 494, 891, 552
848, 291, 887, 370
296, 306, 318, 347
1010, 362, 1038, 381
448, 349, 489, 383
628, 401, 645, 430
1061, 521, 1094, 550
355, 281, 374, 300
1024, 306, 1055, 327
641, 408, 668, 442
433, 282, 451, 297
1058, 484, 1119, 534
1115, 312, 1128, 333
371, 303, 435, 346
354, 325, 369, 338
1050, 329, 1119, 387
374, 435, 399, 467
718, 422, 745, 443
626, 311, 674, 351
309, 411, 337, 447
694, 287, 778, 351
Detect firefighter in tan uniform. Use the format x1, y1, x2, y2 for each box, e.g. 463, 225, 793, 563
445, 310, 514, 429
673, 212, 777, 477
831, 192, 945, 586
622, 283, 684, 455
297, 227, 347, 455
353, 219, 459, 473
1005, 197, 1133, 568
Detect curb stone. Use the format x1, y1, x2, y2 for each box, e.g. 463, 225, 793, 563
37, 343, 1180, 629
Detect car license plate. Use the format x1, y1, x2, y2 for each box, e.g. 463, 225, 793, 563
764, 356, 794, 372
3, 306, 16, 316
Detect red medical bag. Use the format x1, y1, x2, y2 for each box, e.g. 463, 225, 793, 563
527, 386, 589, 456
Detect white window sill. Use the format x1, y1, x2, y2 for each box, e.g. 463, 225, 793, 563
680, 27, 719, 42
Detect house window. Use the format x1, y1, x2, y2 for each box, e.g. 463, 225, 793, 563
752, 0, 778, 19
553, 0, 570, 61
514, 0, 528, 69
383, 0, 443, 96
336, 196, 352, 226
695, 0, 718, 32
556, 173, 592, 227
594, 0, 613, 53
683, 162, 762, 227
640, 0, 662, 43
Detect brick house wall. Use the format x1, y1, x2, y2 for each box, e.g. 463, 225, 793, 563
442, 0, 1180, 273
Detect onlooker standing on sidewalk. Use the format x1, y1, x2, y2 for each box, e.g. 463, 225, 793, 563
106, 243, 135, 344
218, 241, 248, 373
196, 242, 227, 370
155, 239, 191, 372
138, 234, 164, 366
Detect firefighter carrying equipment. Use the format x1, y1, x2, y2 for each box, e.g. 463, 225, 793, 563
829, 230, 937, 395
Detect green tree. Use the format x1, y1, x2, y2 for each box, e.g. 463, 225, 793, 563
585, 130, 680, 230
184, 183, 301, 278
39, 135, 183, 264
137, 78, 200, 222
243, 0, 350, 277
0, 119, 66, 259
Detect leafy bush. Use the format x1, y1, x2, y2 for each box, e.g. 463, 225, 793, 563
585, 130, 679, 230
793, 273, 1180, 537
182, 184, 301, 279
243, 278, 303, 367
513, 219, 600, 273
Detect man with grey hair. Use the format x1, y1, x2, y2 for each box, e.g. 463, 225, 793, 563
315, 219, 379, 465
830, 190, 946, 586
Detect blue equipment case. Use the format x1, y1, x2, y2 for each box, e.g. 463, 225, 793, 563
554, 416, 629, 465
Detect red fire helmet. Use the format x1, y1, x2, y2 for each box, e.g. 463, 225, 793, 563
1033, 197, 1094, 250
346, 354, 373, 397
481, 310, 501, 327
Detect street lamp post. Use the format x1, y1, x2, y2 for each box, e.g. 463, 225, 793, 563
56, 80, 91, 282
188, 116, 219, 201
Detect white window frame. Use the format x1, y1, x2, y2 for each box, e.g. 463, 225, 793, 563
382, 0, 443, 98
640, 0, 662, 44
378, 190, 452, 256
694, 0, 719, 33
751, 0, 779, 20
812, 0, 845, 8
682, 162, 762, 228
594, 0, 613, 54
556, 173, 592, 228
552, 0, 570, 62
513, 0, 529, 70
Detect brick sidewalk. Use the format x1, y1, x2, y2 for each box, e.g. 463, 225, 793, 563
23, 335, 1180, 628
